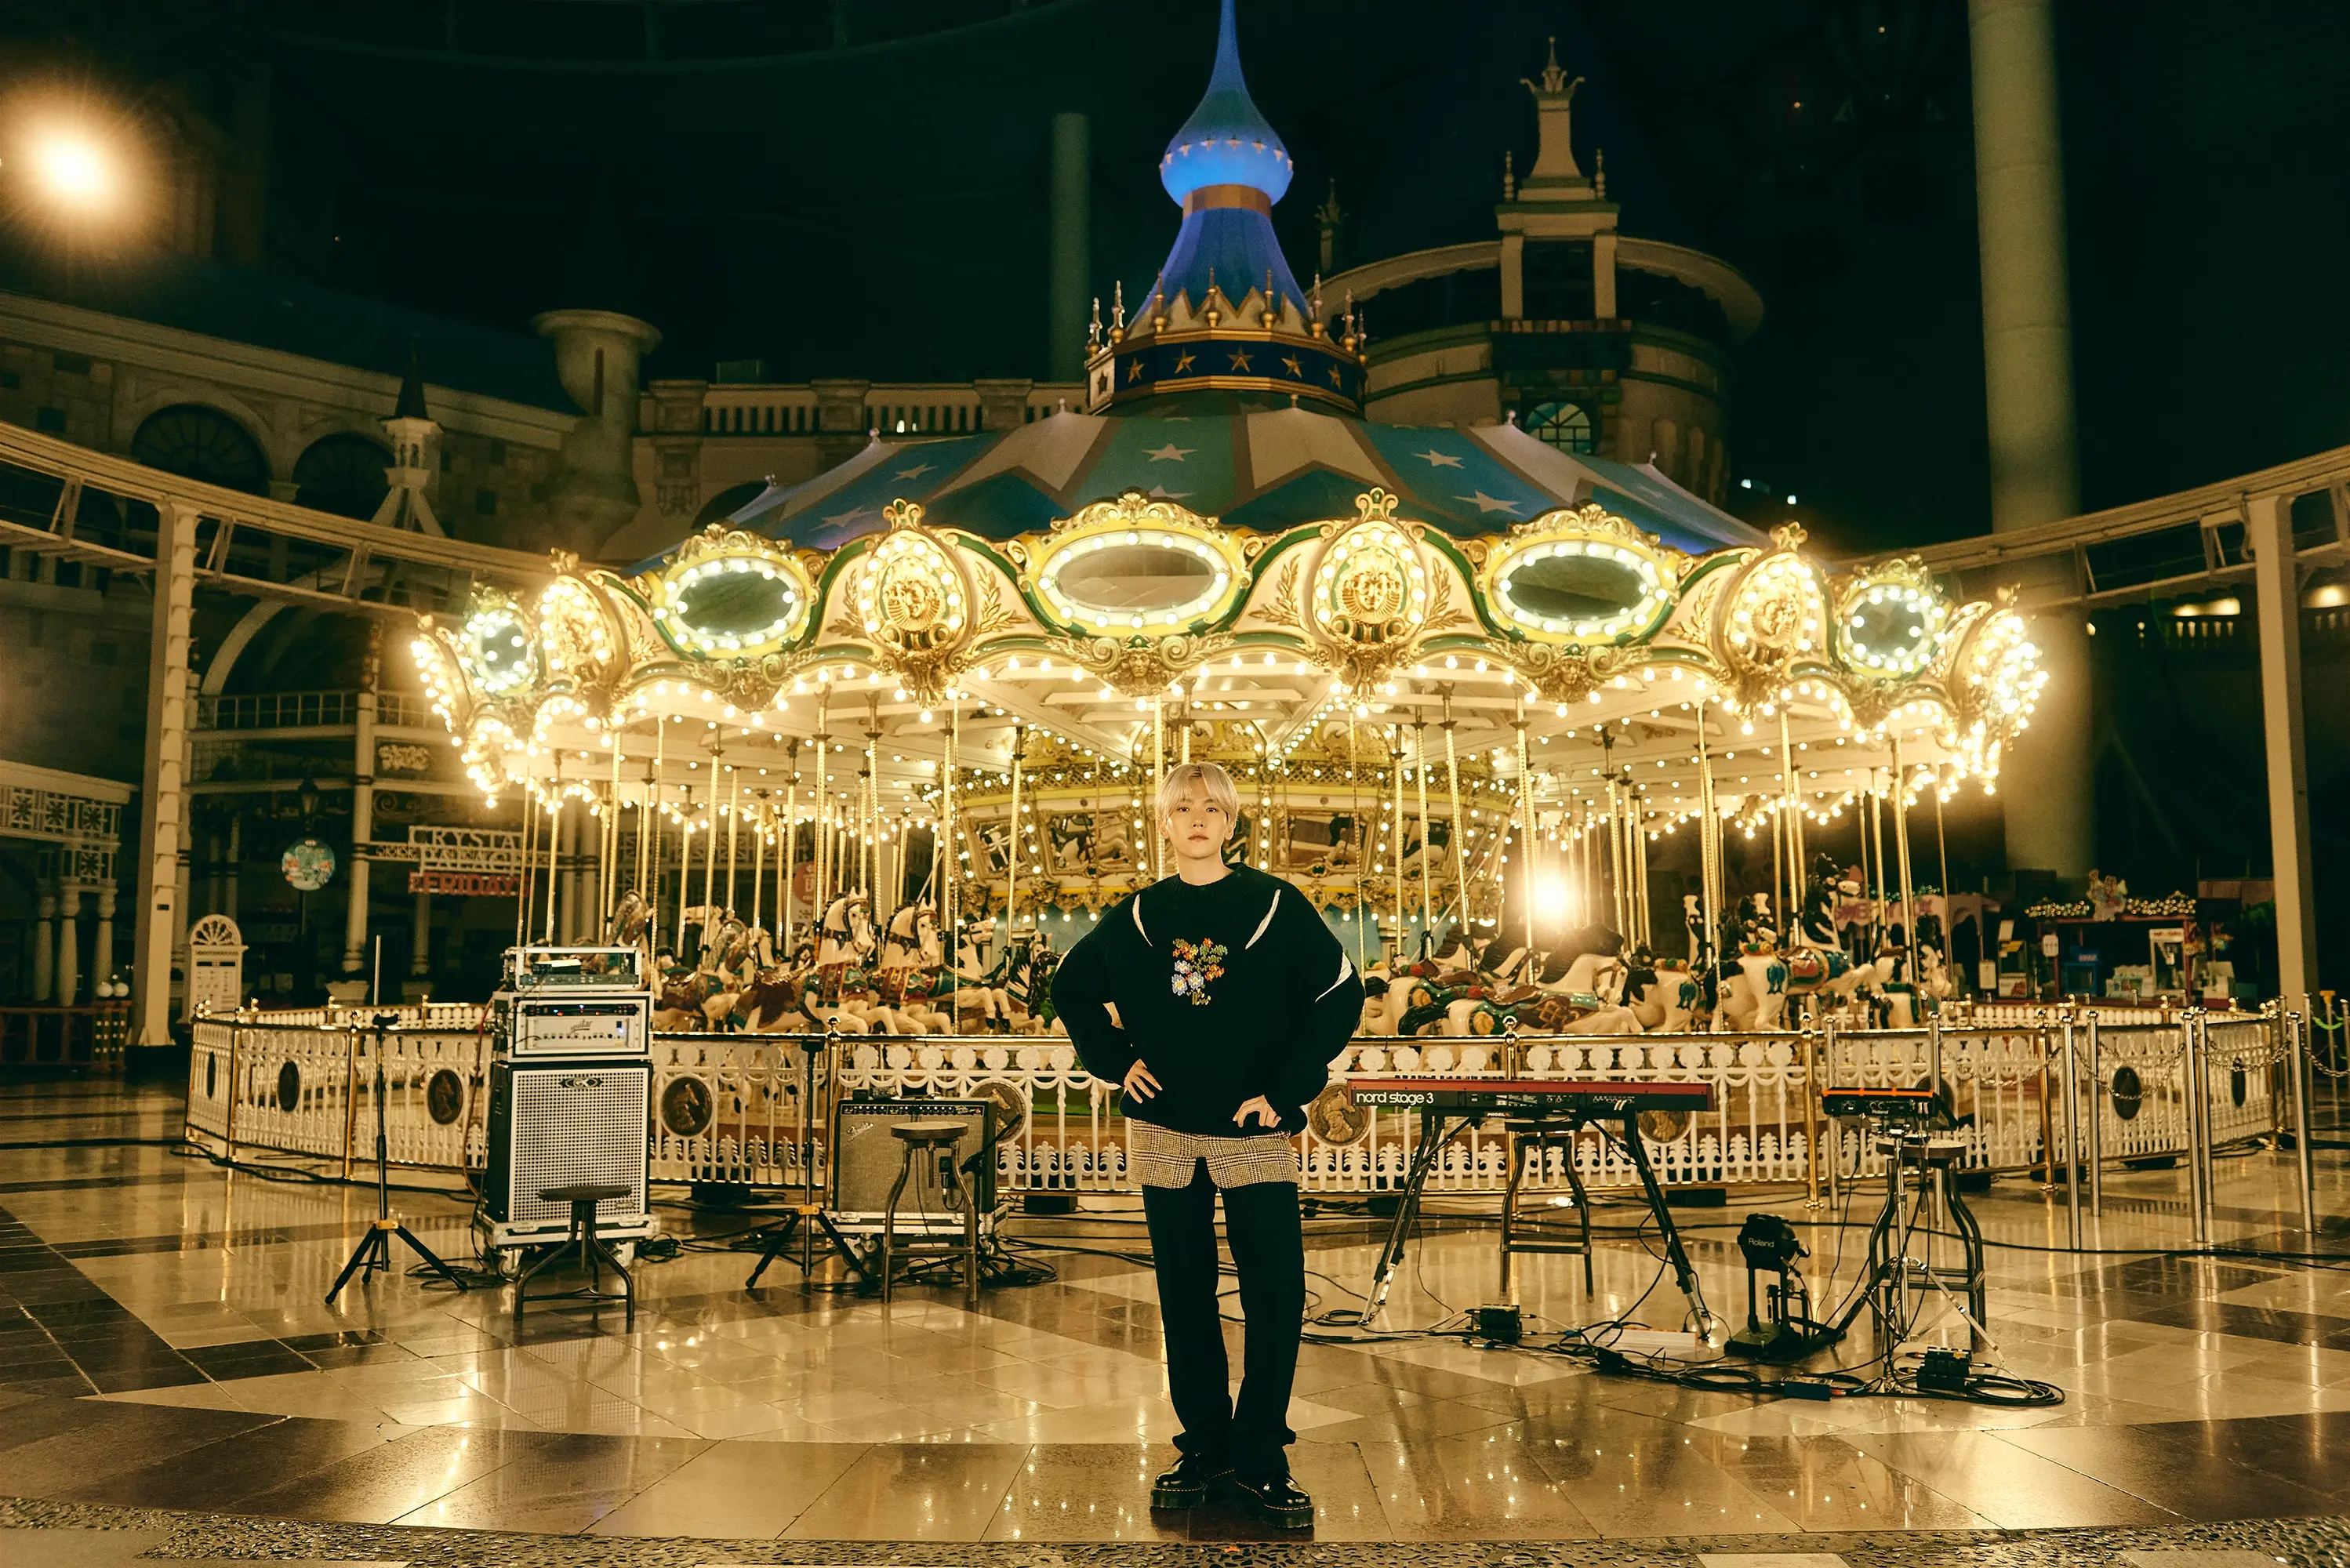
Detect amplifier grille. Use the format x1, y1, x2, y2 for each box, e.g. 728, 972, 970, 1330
498, 1063, 650, 1232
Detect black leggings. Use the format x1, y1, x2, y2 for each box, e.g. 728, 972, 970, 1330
1140, 1162, 1306, 1483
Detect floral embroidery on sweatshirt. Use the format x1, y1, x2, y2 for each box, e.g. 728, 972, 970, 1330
1169, 937, 1228, 1005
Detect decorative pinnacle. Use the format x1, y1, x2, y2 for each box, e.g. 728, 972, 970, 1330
1524, 36, 1582, 102
1354, 486, 1400, 523
1502, 148, 1516, 200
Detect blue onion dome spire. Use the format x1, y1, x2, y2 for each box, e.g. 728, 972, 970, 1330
1161, 0, 1294, 206
1085, 0, 1361, 416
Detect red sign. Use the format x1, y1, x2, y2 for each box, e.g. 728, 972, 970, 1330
409, 870, 520, 897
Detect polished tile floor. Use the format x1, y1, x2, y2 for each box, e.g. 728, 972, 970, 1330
4, 1076, 2350, 1555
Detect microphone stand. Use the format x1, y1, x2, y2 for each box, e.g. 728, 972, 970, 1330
325, 1011, 470, 1304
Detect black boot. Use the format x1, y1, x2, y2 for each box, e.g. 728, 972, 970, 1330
1223, 1471, 1313, 1530
1150, 1451, 1231, 1510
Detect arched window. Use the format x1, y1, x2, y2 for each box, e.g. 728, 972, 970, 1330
130, 405, 271, 495
696, 480, 769, 526
292, 433, 394, 520
1524, 401, 1596, 455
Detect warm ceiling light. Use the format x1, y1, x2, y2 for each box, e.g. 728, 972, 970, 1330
31, 132, 111, 207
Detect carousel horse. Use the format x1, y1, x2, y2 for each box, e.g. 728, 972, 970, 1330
1626, 960, 1702, 1033
870, 903, 958, 1033
946, 924, 1019, 1033
605, 887, 652, 949
1781, 942, 1894, 1021
812, 895, 876, 1007
1794, 854, 1843, 951
733, 969, 824, 1033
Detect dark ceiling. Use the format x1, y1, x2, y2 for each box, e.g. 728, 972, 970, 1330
4, 0, 2350, 554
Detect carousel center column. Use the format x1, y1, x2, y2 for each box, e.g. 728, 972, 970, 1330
1970, 0, 2090, 879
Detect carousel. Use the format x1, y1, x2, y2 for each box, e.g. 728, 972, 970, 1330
409, 481, 2039, 1034
406, 1, 2046, 1044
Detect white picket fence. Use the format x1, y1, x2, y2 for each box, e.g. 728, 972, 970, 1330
186, 1005, 2286, 1198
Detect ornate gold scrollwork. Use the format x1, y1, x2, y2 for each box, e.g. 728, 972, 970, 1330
1303, 488, 1433, 691
848, 500, 975, 703
1713, 523, 1828, 709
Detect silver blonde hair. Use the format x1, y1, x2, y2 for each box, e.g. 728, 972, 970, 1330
1157, 761, 1240, 827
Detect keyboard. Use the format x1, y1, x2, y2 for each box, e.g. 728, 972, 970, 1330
1346, 1078, 1715, 1115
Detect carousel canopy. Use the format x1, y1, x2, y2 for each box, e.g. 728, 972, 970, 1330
645, 408, 1769, 568
410, 2, 2047, 953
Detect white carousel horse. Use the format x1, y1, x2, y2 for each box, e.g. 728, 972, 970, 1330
1546, 952, 1630, 1005
1717, 951, 1791, 1033
869, 903, 958, 1034
1626, 962, 1702, 1033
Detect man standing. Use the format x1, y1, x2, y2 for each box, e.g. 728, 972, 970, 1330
1052, 761, 1363, 1529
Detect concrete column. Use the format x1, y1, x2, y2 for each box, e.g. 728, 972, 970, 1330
411, 886, 432, 978
531, 308, 663, 557
1498, 234, 1525, 319
222, 814, 240, 923
133, 501, 194, 1046
1593, 230, 1618, 319
1969, 0, 2090, 877
343, 627, 377, 975
55, 887, 82, 1005
973, 379, 1037, 432
31, 886, 56, 1003
1047, 111, 1091, 383
810, 378, 874, 469
2249, 494, 2316, 1015
94, 887, 116, 987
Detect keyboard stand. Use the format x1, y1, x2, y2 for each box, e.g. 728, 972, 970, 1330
1365, 1112, 1467, 1318
1600, 1107, 1720, 1341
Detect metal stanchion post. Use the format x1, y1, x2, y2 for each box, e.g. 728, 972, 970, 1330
2185, 1010, 2212, 1248
224, 1019, 243, 1165
2059, 1008, 2083, 1250
2290, 1011, 2318, 1236
341, 1023, 361, 1183
1801, 1029, 1823, 1210
1822, 1016, 1842, 1210
2086, 1010, 2104, 1219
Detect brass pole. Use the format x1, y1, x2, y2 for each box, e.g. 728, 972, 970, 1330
1441, 699, 1467, 934
725, 755, 741, 919
1382, 724, 1400, 959
782, 740, 799, 961
1414, 721, 1433, 951
1008, 723, 1026, 952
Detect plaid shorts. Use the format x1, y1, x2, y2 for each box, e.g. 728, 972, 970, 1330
1126, 1121, 1299, 1189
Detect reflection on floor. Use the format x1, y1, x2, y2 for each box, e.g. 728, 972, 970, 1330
2, 1078, 2348, 1553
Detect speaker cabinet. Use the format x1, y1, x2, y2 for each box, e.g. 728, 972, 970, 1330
830, 1097, 996, 1221
485, 1058, 656, 1246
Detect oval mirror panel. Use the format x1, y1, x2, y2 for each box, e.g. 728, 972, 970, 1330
1499, 552, 1650, 623
1052, 543, 1216, 615
677, 572, 797, 639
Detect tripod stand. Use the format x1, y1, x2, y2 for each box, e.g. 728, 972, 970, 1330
325, 1013, 470, 1305
1827, 1126, 1986, 1353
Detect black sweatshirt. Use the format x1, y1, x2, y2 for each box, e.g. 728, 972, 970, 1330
1052, 866, 1366, 1136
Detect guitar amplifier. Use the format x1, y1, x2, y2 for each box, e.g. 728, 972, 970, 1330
829, 1097, 996, 1225
489, 989, 652, 1059
483, 1058, 657, 1247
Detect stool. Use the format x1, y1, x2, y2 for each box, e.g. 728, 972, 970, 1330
880, 1120, 980, 1308
514, 1183, 635, 1329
